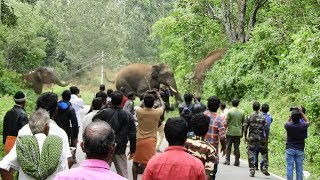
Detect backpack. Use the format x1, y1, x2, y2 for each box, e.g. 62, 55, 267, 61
180, 103, 194, 131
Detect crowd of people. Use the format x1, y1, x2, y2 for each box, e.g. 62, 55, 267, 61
0, 84, 309, 180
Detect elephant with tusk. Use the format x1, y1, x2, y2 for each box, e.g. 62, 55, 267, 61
106, 63, 183, 103
23, 67, 69, 94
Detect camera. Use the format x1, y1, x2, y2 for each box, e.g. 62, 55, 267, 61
290, 107, 299, 111
146, 90, 157, 95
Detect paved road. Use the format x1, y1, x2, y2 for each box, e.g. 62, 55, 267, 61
74, 105, 284, 180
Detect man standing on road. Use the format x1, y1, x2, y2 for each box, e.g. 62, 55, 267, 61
143, 117, 206, 180
285, 107, 309, 180
54, 121, 126, 180
204, 96, 226, 179
2, 91, 28, 155
254, 103, 273, 170
185, 113, 217, 179
132, 92, 164, 180
244, 101, 270, 177
224, 98, 245, 166
93, 90, 136, 179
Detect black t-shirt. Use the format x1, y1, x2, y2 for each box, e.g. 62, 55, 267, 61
285, 122, 309, 151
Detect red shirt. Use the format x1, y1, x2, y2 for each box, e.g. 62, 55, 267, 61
142, 146, 206, 180
120, 96, 128, 108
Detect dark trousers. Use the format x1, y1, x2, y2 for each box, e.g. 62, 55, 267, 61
226, 135, 241, 163
247, 141, 268, 172
210, 164, 218, 180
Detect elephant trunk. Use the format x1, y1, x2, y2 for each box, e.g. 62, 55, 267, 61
54, 76, 69, 87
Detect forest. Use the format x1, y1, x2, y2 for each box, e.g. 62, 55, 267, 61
0, 0, 320, 179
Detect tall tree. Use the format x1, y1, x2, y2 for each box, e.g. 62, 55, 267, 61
201, 0, 268, 43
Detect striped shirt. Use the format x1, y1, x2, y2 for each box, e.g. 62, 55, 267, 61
204, 111, 226, 162
185, 136, 217, 175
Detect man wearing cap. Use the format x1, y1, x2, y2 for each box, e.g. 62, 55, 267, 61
2, 91, 28, 155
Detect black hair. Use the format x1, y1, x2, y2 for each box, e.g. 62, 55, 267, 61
96, 91, 108, 104
111, 90, 123, 106
36, 92, 58, 117
62, 90, 71, 101
100, 84, 105, 91
92, 98, 103, 110
14, 91, 26, 104
232, 98, 240, 107
70, 86, 79, 95
164, 117, 188, 146
127, 91, 135, 99
220, 101, 226, 110
261, 103, 269, 113
83, 120, 115, 159
291, 109, 302, 124
144, 94, 155, 108
192, 114, 210, 136
207, 96, 220, 112
106, 89, 113, 96
119, 87, 125, 93
253, 101, 260, 111
184, 93, 193, 103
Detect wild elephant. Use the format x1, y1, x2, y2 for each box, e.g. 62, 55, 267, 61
194, 48, 227, 95
23, 67, 69, 94
107, 63, 183, 103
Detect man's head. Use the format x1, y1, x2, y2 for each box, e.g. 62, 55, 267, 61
92, 98, 103, 110
111, 90, 123, 106
119, 87, 125, 93
99, 84, 105, 91
62, 90, 71, 101
82, 120, 115, 161
261, 103, 269, 113
192, 113, 210, 136
232, 98, 240, 107
96, 91, 108, 105
253, 101, 260, 111
106, 89, 113, 96
127, 91, 136, 100
291, 109, 302, 124
14, 91, 26, 106
165, 117, 188, 146
29, 108, 50, 135
207, 96, 220, 112
70, 86, 79, 95
143, 94, 155, 108
36, 92, 58, 118
220, 101, 226, 111
183, 93, 193, 104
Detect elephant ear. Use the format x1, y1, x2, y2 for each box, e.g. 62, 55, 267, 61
151, 63, 166, 79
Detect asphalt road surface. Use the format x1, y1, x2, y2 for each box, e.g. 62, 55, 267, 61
74, 105, 285, 180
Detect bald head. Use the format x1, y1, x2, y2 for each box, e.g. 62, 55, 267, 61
82, 120, 115, 160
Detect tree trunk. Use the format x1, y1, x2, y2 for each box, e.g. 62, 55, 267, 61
237, 0, 246, 43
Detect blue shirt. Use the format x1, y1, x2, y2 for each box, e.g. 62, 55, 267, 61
284, 122, 309, 151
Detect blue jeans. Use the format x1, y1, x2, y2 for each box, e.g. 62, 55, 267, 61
286, 149, 304, 180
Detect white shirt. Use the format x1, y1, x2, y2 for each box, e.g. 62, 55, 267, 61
82, 110, 99, 132
70, 94, 84, 126
0, 132, 69, 180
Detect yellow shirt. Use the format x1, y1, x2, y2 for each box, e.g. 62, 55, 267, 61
136, 107, 164, 139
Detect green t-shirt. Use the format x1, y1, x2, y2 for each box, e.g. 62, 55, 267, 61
226, 107, 245, 136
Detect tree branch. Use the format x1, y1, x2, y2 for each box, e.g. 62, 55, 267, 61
245, 0, 268, 41
206, 2, 222, 21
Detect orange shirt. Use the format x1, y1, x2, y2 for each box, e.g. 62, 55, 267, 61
136, 107, 163, 139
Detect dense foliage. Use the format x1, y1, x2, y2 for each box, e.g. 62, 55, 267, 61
153, 0, 320, 178
0, 0, 319, 178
